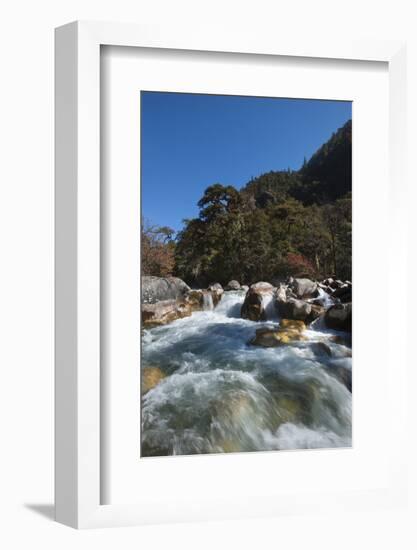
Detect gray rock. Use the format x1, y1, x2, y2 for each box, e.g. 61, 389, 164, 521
250, 281, 274, 293
310, 341, 333, 357
276, 294, 324, 323
225, 280, 241, 291
142, 299, 192, 327
324, 303, 352, 332
290, 278, 318, 299
277, 297, 312, 321
142, 276, 190, 304
276, 283, 287, 302
241, 282, 274, 321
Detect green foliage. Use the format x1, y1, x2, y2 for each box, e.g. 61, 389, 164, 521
172, 120, 352, 285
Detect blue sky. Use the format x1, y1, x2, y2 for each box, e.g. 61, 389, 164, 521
141, 92, 351, 232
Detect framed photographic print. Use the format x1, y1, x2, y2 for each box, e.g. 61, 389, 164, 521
139, 91, 353, 459
55, 21, 408, 528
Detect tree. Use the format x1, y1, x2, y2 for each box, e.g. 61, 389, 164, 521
141, 219, 176, 277
173, 121, 352, 285
322, 196, 352, 279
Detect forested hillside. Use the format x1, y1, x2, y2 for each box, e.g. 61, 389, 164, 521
142, 119, 352, 286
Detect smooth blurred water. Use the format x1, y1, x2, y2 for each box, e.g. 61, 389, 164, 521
141, 291, 352, 457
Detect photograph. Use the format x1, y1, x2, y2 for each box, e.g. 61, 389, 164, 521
140, 91, 352, 457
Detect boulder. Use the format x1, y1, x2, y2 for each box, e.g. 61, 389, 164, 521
250, 319, 306, 347
277, 297, 311, 321
250, 281, 274, 292
276, 292, 324, 323
142, 299, 192, 328
280, 319, 306, 331
240, 285, 249, 293
276, 283, 288, 302
142, 366, 166, 394
289, 278, 318, 299
324, 303, 352, 332
142, 276, 190, 304
225, 280, 241, 291
241, 282, 274, 321
310, 341, 333, 357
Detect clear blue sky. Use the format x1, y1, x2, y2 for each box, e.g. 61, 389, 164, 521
141, 92, 351, 232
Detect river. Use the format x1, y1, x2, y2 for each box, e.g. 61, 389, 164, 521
141, 290, 352, 457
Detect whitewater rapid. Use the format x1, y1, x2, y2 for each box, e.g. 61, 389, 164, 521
141, 291, 352, 457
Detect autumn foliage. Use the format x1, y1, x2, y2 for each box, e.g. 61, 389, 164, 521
141, 220, 175, 277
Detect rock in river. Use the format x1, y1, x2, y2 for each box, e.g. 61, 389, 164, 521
142, 366, 166, 393
241, 282, 275, 321
142, 299, 192, 328
289, 277, 318, 299
225, 280, 241, 291
276, 296, 324, 324
324, 303, 352, 332
250, 318, 306, 347
142, 276, 190, 304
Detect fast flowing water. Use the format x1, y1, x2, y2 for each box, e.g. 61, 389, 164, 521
141, 291, 352, 457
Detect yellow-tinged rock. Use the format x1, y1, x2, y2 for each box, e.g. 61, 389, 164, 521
142, 367, 166, 393
250, 326, 307, 347
279, 319, 306, 332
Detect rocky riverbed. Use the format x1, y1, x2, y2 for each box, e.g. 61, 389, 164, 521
141, 276, 352, 457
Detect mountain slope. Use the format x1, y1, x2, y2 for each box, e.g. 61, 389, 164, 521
241, 119, 352, 206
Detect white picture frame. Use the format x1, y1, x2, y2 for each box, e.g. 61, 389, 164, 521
55, 21, 407, 529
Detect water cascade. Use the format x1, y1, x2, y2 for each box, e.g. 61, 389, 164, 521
315, 287, 335, 308
261, 292, 279, 320
202, 292, 214, 311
